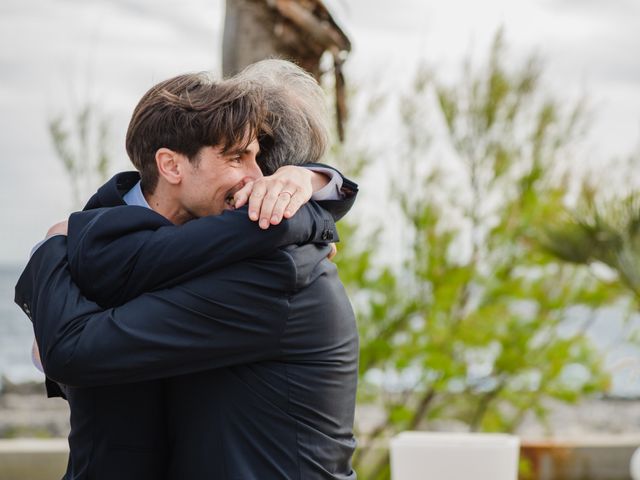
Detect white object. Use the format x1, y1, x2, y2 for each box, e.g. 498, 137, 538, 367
390, 431, 520, 480
631, 446, 640, 480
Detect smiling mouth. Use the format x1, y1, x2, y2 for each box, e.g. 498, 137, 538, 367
224, 183, 245, 209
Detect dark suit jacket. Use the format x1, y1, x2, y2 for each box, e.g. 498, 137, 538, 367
17, 170, 358, 479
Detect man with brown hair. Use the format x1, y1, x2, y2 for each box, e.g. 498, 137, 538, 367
20, 61, 358, 479
123, 70, 339, 225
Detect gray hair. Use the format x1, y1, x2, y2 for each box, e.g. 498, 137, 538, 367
229, 59, 330, 174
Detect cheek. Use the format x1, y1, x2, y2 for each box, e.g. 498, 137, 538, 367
220, 174, 242, 192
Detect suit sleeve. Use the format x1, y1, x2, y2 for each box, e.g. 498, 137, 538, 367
307, 163, 359, 222
68, 202, 336, 306
16, 236, 292, 387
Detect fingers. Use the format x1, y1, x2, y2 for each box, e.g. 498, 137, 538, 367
248, 181, 267, 223
327, 243, 338, 260
283, 192, 304, 219
258, 185, 299, 229
270, 191, 294, 225
46, 220, 68, 237
245, 167, 314, 229
233, 181, 254, 209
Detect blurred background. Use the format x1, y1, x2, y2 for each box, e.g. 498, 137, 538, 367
1, 0, 640, 479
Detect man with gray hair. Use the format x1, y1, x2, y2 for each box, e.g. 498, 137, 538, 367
18, 59, 358, 479
235, 59, 330, 174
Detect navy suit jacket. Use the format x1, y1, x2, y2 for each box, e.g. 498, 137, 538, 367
16, 170, 358, 479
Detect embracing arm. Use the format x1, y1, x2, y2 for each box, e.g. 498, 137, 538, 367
69, 165, 356, 306
68, 202, 335, 306
306, 163, 358, 221
234, 163, 358, 225
17, 236, 300, 387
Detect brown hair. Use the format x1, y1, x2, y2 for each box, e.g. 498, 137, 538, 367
125, 72, 266, 193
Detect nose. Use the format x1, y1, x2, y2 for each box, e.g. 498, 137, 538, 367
244, 158, 263, 180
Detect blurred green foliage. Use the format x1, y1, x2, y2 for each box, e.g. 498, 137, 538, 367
1, 426, 54, 439
48, 102, 111, 209
543, 188, 640, 299
331, 31, 627, 479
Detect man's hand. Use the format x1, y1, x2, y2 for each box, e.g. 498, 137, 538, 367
32, 340, 43, 372
234, 166, 329, 230
46, 220, 68, 237
327, 243, 337, 260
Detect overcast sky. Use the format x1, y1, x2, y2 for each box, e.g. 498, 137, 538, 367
1, 0, 639, 264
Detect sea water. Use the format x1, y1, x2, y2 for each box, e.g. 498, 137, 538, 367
0, 265, 44, 384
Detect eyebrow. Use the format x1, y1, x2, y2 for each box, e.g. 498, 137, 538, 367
230, 146, 260, 156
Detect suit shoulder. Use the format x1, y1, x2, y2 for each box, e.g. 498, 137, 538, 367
69, 206, 171, 244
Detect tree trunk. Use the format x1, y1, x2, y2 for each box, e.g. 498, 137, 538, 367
222, 0, 320, 78
222, 0, 348, 139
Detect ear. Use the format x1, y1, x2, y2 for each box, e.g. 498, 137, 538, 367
155, 148, 184, 185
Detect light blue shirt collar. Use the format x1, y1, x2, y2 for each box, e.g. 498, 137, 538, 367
123, 180, 151, 209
